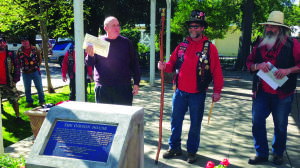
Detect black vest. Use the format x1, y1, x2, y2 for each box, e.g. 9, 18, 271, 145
253, 37, 296, 94
174, 40, 212, 93
18, 47, 39, 72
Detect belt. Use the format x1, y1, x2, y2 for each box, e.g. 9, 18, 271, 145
22, 69, 37, 74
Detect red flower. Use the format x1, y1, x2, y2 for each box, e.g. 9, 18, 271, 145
205, 161, 215, 168
220, 158, 230, 166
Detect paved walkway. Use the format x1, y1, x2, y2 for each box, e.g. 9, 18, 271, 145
4, 70, 300, 168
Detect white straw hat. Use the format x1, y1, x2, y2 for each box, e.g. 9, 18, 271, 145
259, 11, 290, 29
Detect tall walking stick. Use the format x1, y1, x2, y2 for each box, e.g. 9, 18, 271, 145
155, 8, 166, 165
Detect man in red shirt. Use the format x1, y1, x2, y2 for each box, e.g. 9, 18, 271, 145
61, 47, 93, 101
158, 10, 224, 164
0, 35, 23, 124
246, 11, 300, 165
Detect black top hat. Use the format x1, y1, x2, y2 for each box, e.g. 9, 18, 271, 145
186, 10, 208, 28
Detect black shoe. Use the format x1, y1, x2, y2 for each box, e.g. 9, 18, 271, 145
248, 155, 268, 165
162, 149, 182, 159
16, 117, 24, 124
273, 155, 283, 165
187, 152, 197, 164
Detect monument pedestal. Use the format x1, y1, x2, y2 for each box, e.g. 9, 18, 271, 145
25, 102, 144, 168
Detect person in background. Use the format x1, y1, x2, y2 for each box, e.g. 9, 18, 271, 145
246, 11, 300, 165
0, 35, 23, 124
157, 10, 224, 164
17, 36, 45, 107
85, 16, 141, 106
61, 46, 93, 101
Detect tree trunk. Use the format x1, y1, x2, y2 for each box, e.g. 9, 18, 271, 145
39, 0, 55, 93
235, 0, 254, 70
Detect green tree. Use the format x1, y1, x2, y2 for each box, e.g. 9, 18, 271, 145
235, 0, 298, 70
171, 0, 240, 42
0, 0, 81, 93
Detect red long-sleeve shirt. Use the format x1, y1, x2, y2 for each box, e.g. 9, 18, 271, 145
165, 36, 224, 94
61, 50, 93, 78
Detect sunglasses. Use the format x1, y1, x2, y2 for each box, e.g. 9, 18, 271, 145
189, 25, 201, 29
21, 37, 29, 41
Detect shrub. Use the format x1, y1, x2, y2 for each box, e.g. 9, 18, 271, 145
120, 26, 141, 51
0, 154, 25, 168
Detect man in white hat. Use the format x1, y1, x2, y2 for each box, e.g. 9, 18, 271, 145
246, 11, 300, 165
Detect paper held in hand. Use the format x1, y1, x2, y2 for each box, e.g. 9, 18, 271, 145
82, 33, 110, 57
257, 62, 288, 90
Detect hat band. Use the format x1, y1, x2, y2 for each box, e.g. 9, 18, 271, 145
267, 20, 284, 25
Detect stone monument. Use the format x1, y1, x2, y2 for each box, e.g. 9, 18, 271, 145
25, 101, 144, 168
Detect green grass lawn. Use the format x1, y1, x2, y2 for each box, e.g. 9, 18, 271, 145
1, 83, 96, 147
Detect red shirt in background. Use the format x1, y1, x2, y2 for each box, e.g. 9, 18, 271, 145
0, 52, 7, 84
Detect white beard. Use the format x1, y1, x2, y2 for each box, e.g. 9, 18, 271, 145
259, 31, 278, 49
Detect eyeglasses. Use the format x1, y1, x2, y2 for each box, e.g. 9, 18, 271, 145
189, 25, 201, 29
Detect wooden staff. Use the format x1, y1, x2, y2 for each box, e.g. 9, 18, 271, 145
207, 101, 214, 125
155, 8, 166, 165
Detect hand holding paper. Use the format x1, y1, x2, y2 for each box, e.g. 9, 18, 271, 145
86, 45, 94, 57
257, 62, 288, 90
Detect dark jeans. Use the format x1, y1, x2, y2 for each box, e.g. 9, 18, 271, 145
95, 84, 133, 106
252, 90, 293, 157
168, 89, 206, 154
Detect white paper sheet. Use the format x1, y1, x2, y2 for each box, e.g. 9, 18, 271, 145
257, 62, 288, 90
82, 33, 110, 57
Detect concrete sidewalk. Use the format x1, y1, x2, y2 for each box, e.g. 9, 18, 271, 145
5, 70, 300, 168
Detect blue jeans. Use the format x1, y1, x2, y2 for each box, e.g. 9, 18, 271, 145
22, 70, 45, 104
252, 90, 293, 157
168, 89, 206, 154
